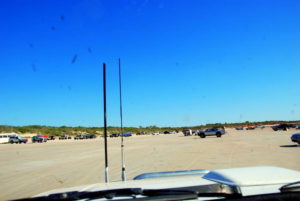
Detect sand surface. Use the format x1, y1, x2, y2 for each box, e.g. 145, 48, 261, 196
0, 127, 299, 200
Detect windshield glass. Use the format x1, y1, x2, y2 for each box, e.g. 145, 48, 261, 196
0, 0, 300, 200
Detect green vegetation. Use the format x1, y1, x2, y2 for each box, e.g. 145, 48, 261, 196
0, 120, 299, 136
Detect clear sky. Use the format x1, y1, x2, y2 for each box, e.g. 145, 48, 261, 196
0, 0, 299, 127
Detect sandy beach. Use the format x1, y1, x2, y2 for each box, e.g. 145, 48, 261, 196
0, 127, 299, 200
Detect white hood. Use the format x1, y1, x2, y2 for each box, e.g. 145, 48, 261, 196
35, 166, 300, 198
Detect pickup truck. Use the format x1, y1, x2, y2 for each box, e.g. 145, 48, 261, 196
198, 128, 225, 138
9, 136, 28, 144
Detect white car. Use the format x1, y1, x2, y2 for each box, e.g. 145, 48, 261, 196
0, 134, 10, 144
152, 132, 160, 135
198, 128, 225, 138
0, 133, 18, 144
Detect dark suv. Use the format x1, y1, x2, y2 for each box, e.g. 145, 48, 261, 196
272, 124, 293, 131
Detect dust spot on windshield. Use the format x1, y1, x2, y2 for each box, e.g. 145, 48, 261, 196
71, 54, 78, 64
28, 43, 34, 48
31, 64, 37, 72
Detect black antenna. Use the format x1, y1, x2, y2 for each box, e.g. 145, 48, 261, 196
103, 63, 109, 183
119, 58, 126, 181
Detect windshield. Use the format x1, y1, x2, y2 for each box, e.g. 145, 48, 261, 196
1, 0, 300, 200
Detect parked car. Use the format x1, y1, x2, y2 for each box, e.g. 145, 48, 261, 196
136, 132, 147, 135
255, 125, 265, 129
272, 124, 293, 131
152, 131, 160, 135
0, 134, 10, 144
59, 135, 72, 140
291, 133, 300, 145
109, 133, 120, 138
183, 129, 192, 136
48, 136, 55, 140
198, 128, 225, 138
122, 133, 132, 137
246, 127, 255, 130
83, 134, 96, 139
32, 136, 47, 143
235, 126, 244, 130
74, 135, 84, 140
9, 136, 28, 144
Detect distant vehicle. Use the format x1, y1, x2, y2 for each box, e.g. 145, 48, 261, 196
164, 131, 176, 134
136, 132, 147, 135
183, 129, 192, 136
255, 125, 265, 129
272, 124, 293, 131
9, 136, 28, 144
32, 136, 47, 143
235, 126, 244, 130
83, 134, 96, 139
152, 131, 160, 135
59, 135, 72, 140
122, 133, 132, 137
0, 134, 10, 144
0, 133, 18, 144
48, 136, 55, 140
74, 135, 84, 140
198, 128, 225, 138
109, 133, 120, 138
291, 133, 300, 145
246, 127, 255, 130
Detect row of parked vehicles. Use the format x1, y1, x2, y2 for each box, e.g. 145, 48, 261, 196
272, 124, 300, 131
235, 124, 300, 131
235, 125, 265, 130
110, 131, 178, 137
110, 133, 132, 137
74, 134, 97, 139
32, 134, 98, 141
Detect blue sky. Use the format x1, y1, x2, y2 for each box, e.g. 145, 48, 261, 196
0, 0, 299, 127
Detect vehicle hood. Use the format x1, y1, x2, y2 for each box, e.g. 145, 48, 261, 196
34, 166, 300, 198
